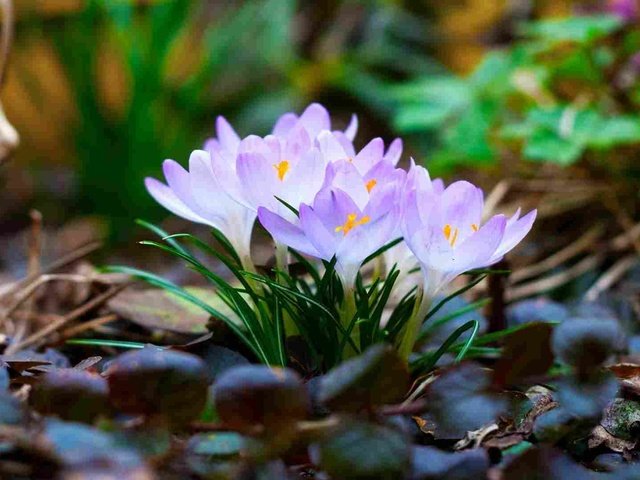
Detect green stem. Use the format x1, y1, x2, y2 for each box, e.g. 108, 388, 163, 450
397, 289, 431, 361
275, 242, 298, 337
340, 286, 359, 357
240, 253, 260, 294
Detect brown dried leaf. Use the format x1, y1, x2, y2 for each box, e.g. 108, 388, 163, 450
107, 287, 237, 334
607, 363, 640, 395
589, 425, 636, 453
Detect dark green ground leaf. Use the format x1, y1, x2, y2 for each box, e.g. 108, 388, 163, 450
44, 419, 150, 478
506, 298, 570, 327
601, 398, 640, 441
493, 322, 554, 387
501, 445, 593, 480
315, 419, 411, 480
552, 317, 624, 372
556, 372, 619, 419
186, 344, 250, 381
31, 368, 109, 423
213, 365, 309, 434
106, 347, 209, 425
410, 446, 489, 480
0, 392, 27, 425
533, 407, 583, 444
0, 362, 9, 390
188, 432, 245, 458
318, 344, 409, 412
427, 363, 506, 439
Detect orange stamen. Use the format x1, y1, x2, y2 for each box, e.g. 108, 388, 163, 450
273, 160, 290, 181
471, 223, 479, 232
442, 223, 459, 247
365, 179, 377, 193
335, 213, 371, 236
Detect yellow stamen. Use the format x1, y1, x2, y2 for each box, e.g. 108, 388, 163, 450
335, 213, 371, 236
443, 224, 452, 240
273, 160, 290, 181
365, 179, 377, 193
471, 223, 479, 232
442, 223, 459, 247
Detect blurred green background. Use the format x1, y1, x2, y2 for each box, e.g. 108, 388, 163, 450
1, 0, 638, 243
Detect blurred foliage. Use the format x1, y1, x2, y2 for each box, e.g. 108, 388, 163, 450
10, 0, 440, 239
393, 12, 640, 175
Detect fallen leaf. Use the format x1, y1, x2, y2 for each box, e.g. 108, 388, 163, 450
608, 363, 640, 396
107, 287, 238, 334
589, 425, 636, 454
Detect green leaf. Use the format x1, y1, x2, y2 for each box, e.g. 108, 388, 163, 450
214, 365, 309, 434
188, 432, 245, 458
31, 369, 109, 424
588, 116, 640, 149
316, 419, 411, 480
66, 339, 146, 349
411, 320, 479, 374
523, 14, 622, 45
523, 130, 584, 165
318, 344, 409, 412
106, 347, 210, 426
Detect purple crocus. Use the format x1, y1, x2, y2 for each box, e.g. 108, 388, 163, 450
383, 162, 445, 289
258, 182, 401, 289
144, 150, 257, 269
204, 103, 359, 161
403, 169, 536, 298
396, 165, 536, 358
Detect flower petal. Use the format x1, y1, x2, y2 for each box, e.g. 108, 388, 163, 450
145, 177, 205, 224
298, 103, 331, 138
272, 112, 298, 136
323, 160, 369, 211
452, 214, 508, 274
299, 203, 336, 260
440, 181, 484, 239
236, 152, 279, 211
490, 209, 536, 262
353, 137, 384, 175
216, 116, 241, 153
317, 130, 348, 163
258, 207, 319, 258
383, 138, 403, 165
281, 147, 327, 210
332, 131, 356, 157
344, 114, 358, 141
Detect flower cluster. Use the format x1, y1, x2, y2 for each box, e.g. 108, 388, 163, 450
146, 103, 536, 359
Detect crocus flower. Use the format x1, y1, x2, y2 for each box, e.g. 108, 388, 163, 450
145, 150, 257, 269
232, 129, 328, 220
396, 165, 536, 358
403, 169, 536, 298
204, 102, 359, 161
383, 161, 444, 283
258, 182, 401, 289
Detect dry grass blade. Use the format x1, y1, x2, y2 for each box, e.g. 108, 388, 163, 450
6, 283, 128, 354
59, 313, 118, 340
584, 254, 638, 302
511, 224, 605, 284
0, 273, 114, 329
0, 240, 102, 301
482, 180, 511, 220
506, 254, 604, 302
